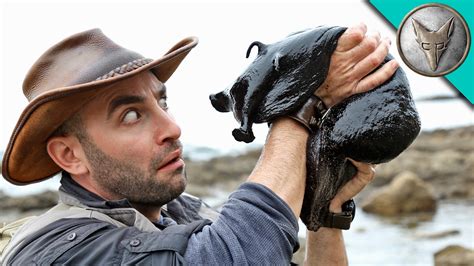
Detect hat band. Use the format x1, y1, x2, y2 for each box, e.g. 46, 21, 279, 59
95, 58, 153, 81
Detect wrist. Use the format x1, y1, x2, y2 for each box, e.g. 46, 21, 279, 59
287, 95, 329, 132
271, 117, 310, 136
314, 83, 334, 108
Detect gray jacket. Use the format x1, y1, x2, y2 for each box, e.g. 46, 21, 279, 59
2, 174, 214, 265
3, 173, 299, 265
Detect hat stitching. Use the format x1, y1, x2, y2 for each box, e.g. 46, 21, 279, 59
96, 58, 153, 81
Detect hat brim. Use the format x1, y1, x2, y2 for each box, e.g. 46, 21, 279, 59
2, 36, 198, 185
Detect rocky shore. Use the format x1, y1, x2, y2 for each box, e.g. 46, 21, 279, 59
190, 126, 474, 264
1, 126, 473, 264
185, 125, 474, 203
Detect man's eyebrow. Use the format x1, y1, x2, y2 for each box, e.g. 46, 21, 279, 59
156, 85, 167, 98
107, 95, 145, 119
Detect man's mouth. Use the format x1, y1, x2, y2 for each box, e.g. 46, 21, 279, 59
157, 149, 185, 172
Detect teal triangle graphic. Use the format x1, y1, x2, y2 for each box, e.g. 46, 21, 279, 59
369, 0, 474, 104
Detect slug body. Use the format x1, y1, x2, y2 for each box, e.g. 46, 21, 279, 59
210, 26, 421, 230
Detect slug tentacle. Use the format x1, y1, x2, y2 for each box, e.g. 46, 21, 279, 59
246, 41, 266, 58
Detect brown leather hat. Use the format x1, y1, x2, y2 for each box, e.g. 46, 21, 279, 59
2, 28, 198, 185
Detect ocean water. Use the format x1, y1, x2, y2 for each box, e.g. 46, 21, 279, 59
198, 196, 474, 265
335, 201, 473, 265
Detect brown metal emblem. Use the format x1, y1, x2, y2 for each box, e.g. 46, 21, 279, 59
397, 3, 470, 77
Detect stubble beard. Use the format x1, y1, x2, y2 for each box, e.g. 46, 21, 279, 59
79, 135, 187, 207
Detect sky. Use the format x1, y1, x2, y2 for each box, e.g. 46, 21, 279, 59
1, 0, 472, 154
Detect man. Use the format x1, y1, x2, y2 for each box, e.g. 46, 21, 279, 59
1, 23, 397, 265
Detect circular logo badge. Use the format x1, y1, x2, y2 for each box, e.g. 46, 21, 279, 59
397, 3, 470, 77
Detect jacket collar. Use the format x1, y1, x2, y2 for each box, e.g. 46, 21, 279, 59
59, 172, 133, 209
58, 172, 178, 229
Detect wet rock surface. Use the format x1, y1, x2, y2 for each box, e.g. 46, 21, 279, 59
434, 245, 474, 266
361, 171, 437, 216
372, 126, 474, 200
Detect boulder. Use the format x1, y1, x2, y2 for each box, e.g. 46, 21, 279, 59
434, 245, 474, 266
0, 190, 58, 212
361, 171, 437, 216
371, 126, 474, 200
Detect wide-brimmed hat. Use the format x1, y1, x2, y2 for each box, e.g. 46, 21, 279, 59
2, 28, 198, 185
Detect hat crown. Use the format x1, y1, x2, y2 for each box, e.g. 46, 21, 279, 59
3, 29, 198, 185
23, 28, 144, 101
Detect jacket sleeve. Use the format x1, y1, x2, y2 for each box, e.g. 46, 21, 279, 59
8, 183, 299, 265
185, 182, 300, 265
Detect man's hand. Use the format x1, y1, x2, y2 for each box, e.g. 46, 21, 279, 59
315, 23, 399, 108
329, 158, 376, 213
304, 159, 376, 266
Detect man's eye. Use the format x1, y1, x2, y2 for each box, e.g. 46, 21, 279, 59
158, 97, 168, 110
122, 110, 140, 123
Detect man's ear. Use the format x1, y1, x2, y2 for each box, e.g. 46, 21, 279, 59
46, 136, 89, 176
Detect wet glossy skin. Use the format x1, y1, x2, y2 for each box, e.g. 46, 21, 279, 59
210, 26, 346, 142
210, 26, 420, 231
302, 55, 420, 230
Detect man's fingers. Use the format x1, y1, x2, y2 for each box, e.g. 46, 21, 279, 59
336, 23, 367, 52
332, 164, 374, 206
351, 37, 389, 80
347, 31, 382, 62
347, 158, 376, 183
331, 159, 377, 209
354, 59, 399, 94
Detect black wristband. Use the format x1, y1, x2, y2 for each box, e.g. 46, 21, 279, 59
321, 199, 356, 230
287, 95, 330, 132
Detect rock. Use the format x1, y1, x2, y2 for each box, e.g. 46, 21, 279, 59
361, 171, 437, 216
370, 126, 474, 200
434, 245, 474, 266
0, 190, 58, 212
415, 229, 460, 239
183, 126, 473, 204
186, 148, 260, 186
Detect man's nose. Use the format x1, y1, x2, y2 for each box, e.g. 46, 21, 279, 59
153, 109, 181, 145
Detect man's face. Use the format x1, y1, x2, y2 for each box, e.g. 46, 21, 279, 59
77, 71, 185, 206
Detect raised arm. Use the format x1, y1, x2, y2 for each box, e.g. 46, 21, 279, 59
185, 23, 397, 265
249, 23, 397, 265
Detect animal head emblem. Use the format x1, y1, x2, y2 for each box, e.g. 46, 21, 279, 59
412, 17, 455, 71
